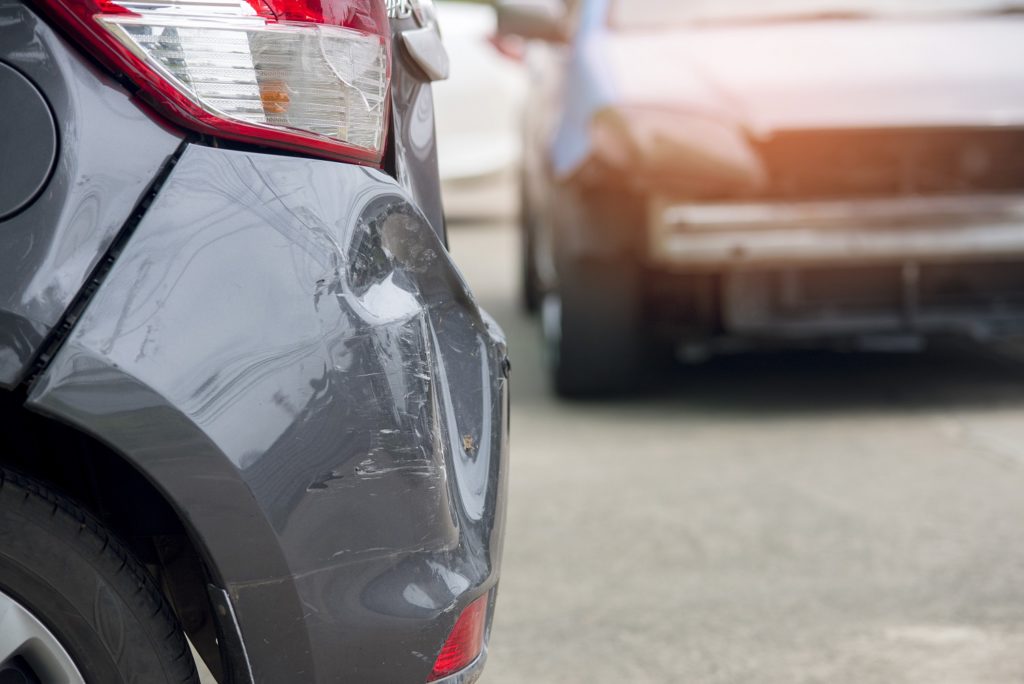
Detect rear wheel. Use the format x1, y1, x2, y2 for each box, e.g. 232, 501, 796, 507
519, 185, 542, 314
0, 588, 83, 684
544, 256, 643, 398
0, 468, 199, 684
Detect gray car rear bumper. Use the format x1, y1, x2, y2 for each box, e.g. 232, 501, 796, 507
27, 145, 510, 683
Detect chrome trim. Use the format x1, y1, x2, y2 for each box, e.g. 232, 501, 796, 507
653, 222, 1024, 266
658, 194, 1024, 231
650, 194, 1024, 266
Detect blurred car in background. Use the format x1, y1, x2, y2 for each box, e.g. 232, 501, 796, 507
435, 1, 527, 183
501, 0, 1024, 397
0, 0, 508, 682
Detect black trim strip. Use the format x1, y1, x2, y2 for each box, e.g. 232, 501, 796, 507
17, 141, 188, 395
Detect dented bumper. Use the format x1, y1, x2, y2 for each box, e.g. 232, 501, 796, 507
26, 146, 509, 683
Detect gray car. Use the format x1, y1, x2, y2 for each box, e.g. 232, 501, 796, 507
0, 1, 509, 682
506, 0, 1024, 396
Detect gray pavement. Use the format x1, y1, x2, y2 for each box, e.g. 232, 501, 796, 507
198, 209, 1024, 684
448, 218, 1024, 684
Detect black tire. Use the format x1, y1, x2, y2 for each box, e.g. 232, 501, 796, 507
519, 190, 542, 315
0, 467, 199, 684
545, 257, 643, 398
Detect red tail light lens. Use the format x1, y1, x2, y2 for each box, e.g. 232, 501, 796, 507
427, 595, 488, 681
36, 0, 391, 165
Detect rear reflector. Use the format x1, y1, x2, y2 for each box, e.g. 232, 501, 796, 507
427, 595, 488, 681
37, 0, 391, 165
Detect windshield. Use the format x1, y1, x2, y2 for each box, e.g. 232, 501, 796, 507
611, 0, 1023, 29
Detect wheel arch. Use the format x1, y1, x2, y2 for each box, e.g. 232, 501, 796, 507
0, 388, 246, 683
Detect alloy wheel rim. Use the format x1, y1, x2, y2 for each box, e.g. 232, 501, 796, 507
0, 588, 85, 684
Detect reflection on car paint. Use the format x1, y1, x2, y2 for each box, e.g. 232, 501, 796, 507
0, 2, 182, 388
29, 145, 508, 682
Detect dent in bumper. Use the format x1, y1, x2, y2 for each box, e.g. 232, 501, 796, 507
27, 145, 509, 683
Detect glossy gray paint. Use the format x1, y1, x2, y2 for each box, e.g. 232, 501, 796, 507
391, 12, 447, 239
28, 144, 509, 682
0, 62, 57, 220
0, 0, 183, 389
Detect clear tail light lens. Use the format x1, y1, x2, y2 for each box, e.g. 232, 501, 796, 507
38, 0, 391, 165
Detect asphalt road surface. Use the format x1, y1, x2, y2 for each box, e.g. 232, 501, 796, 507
447, 214, 1024, 684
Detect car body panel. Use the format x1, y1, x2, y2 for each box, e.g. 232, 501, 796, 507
0, 0, 183, 389
27, 144, 509, 683
606, 18, 1024, 134
392, 10, 448, 238
547, 0, 1024, 179
0, 62, 58, 220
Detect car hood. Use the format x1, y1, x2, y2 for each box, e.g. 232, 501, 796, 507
604, 17, 1024, 135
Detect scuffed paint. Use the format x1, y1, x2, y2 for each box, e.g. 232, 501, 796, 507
27, 145, 509, 683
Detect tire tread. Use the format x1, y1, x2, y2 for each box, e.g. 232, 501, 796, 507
0, 466, 199, 684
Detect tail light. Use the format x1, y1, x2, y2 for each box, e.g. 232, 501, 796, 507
36, 0, 392, 165
427, 595, 488, 681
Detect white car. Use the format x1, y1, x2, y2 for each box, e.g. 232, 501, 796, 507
434, 1, 527, 184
